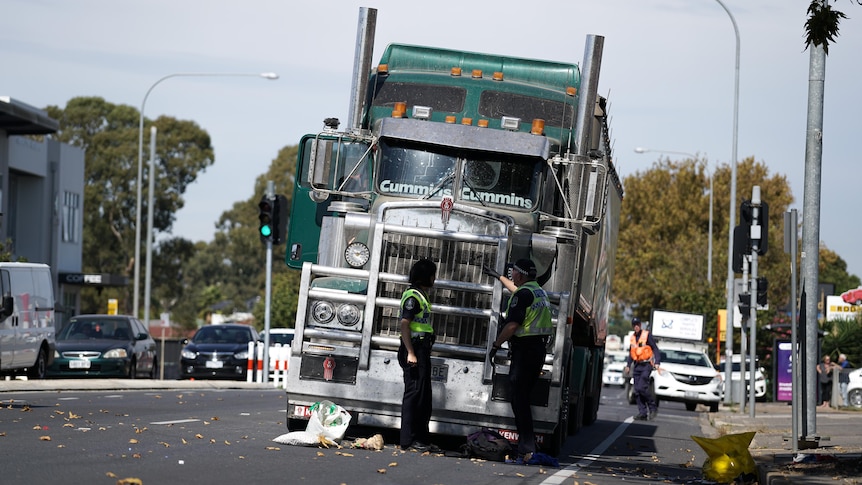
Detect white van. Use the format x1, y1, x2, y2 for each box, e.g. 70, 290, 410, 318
0, 263, 56, 378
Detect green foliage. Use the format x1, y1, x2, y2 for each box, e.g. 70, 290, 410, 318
804, 0, 848, 54
45, 97, 214, 315
252, 270, 302, 331
613, 156, 794, 346
822, 318, 862, 369
167, 145, 299, 329
819, 246, 861, 293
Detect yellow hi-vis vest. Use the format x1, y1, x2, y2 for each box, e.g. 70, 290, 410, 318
629, 330, 654, 363
511, 281, 553, 337
401, 288, 432, 334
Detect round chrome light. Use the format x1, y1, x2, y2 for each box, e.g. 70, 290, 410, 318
344, 242, 370, 268
311, 301, 335, 324
337, 304, 361, 327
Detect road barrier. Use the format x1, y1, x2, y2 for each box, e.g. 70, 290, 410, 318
245, 342, 291, 388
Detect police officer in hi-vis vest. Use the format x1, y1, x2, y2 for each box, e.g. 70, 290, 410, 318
624, 317, 661, 420
398, 258, 441, 453
485, 259, 553, 462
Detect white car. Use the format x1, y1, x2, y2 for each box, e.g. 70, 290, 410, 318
264, 328, 294, 347
719, 355, 767, 400
602, 350, 628, 387
847, 368, 862, 408
627, 344, 722, 412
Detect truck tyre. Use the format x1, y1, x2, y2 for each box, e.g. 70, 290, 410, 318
567, 394, 584, 435
27, 347, 48, 379
582, 387, 601, 426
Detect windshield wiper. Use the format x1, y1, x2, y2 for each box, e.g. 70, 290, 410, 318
422, 169, 455, 200
461, 175, 487, 207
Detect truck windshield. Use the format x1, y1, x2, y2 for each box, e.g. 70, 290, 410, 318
376, 140, 542, 211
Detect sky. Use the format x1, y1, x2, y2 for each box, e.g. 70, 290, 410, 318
4, 1, 862, 278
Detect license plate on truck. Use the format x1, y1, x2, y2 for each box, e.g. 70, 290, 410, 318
431, 364, 448, 382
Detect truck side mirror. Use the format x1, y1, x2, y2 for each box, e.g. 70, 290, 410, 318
309, 138, 334, 189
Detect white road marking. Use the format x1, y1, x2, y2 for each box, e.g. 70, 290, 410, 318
150, 419, 201, 425
541, 416, 634, 485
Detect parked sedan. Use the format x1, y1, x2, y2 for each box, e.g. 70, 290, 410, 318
48, 315, 158, 378
180, 324, 260, 380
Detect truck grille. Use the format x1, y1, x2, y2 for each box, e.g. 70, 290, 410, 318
374, 233, 498, 347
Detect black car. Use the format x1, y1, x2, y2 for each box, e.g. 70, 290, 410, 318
180, 324, 260, 380
48, 314, 158, 378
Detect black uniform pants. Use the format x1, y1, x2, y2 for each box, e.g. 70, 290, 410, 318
509, 336, 546, 456
398, 336, 433, 447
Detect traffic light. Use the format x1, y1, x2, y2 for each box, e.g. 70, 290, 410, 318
732, 224, 749, 273
259, 196, 274, 243
756, 202, 768, 256
271, 195, 289, 245
756, 277, 768, 308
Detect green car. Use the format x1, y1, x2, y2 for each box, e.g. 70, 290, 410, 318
48, 315, 158, 378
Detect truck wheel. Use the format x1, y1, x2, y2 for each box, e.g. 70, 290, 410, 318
582, 391, 600, 426
27, 347, 48, 379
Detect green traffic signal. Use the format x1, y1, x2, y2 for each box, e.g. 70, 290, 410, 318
258, 197, 274, 243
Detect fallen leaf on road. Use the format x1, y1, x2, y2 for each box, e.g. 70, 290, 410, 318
129, 439, 139, 444
106, 472, 117, 478
377, 469, 387, 474
116, 478, 142, 485
265, 446, 280, 451
39, 435, 51, 441
388, 462, 397, 467
195, 434, 204, 439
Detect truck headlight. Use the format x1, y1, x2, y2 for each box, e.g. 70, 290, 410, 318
337, 304, 361, 327
312, 301, 335, 324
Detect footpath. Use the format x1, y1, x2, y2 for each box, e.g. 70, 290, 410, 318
699, 401, 862, 484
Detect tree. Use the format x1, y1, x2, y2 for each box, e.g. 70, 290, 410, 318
819, 245, 861, 294
613, 156, 795, 343
170, 145, 299, 330
45, 97, 214, 314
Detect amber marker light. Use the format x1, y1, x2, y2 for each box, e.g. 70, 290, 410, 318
492, 71, 504, 81
445, 115, 456, 124
378, 64, 389, 75
471, 69, 483, 79
451, 67, 462, 76
477, 119, 489, 128
566, 86, 577, 97
530, 118, 545, 135
461, 117, 472, 125
392, 101, 407, 118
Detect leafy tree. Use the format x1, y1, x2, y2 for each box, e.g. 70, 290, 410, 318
44, 97, 214, 315
818, 245, 861, 294
168, 145, 299, 331
613, 156, 795, 345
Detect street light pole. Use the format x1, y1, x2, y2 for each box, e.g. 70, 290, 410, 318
713, 0, 741, 406
133, 71, 279, 319
634, 147, 712, 282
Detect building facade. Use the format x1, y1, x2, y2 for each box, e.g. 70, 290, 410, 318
0, 96, 85, 326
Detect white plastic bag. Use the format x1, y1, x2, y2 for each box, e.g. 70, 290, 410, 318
272, 431, 320, 446
306, 400, 351, 441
